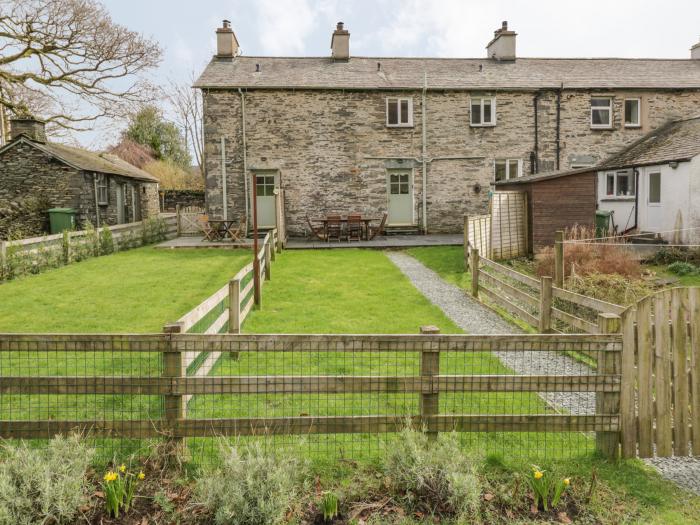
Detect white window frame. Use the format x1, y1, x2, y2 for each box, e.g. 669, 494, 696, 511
385, 97, 413, 127
96, 174, 109, 205
648, 171, 661, 205
590, 97, 613, 129
470, 96, 496, 127
494, 158, 522, 182
624, 98, 641, 128
603, 170, 636, 198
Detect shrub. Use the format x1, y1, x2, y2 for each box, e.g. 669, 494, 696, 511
566, 273, 653, 306
100, 226, 115, 255
667, 261, 698, 276
649, 247, 700, 265
0, 435, 94, 525
383, 427, 480, 522
195, 441, 303, 525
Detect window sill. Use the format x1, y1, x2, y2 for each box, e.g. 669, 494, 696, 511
98, 202, 109, 207
470, 123, 496, 128
624, 125, 641, 129
601, 197, 635, 202
590, 125, 614, 130
386, 124, 414, 129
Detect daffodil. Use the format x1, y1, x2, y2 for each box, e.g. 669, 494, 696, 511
563, 478, 570, 486
103, 471, 117, 482
534, 470, 544, 480
119, 464, 126, 473
138, 471, 145, 480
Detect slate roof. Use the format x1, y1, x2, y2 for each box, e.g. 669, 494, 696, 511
195, 56, 700, 90
493, 167, 596, 186
2, 137, 158, 183
597, 116, 700, 169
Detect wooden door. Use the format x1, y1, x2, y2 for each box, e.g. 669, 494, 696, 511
253, 173, 277, 228
387, 170, 413, 225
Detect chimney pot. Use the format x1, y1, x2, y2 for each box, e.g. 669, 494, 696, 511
692, 37, 700, 59
216, 20, 239, 57
331, 22, 350, 61
10, 117, 46, 143
486, 20, 516, 61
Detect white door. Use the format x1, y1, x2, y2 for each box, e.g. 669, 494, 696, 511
387, 170, 413, 225
645, 170, 663, 231
253, 173, 278, 228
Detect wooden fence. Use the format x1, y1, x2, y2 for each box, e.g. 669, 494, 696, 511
464, 192, 528, 262
0, 331, 621, 457
469, 249, 624, 335
166, 229, 281, 413
620, 287, 700, 458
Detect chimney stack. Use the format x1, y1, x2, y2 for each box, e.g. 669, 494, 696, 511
331, 22, 350, 61
216, 19, 239, 57
10, 118, 46, 143
692, 37, 700, 59
486, 21, 516, 61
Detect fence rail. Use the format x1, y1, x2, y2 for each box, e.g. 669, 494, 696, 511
469, 249, 623, 335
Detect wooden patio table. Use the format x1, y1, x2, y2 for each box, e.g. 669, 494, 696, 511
206, 219, 241, 241
311, 216, 381, 241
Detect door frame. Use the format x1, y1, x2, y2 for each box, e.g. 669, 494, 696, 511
116, 183, 127, 224
250, 169, 280, 228
386, 168, 415, 226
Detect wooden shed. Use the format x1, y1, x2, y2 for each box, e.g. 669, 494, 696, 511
495, 167, 597, 251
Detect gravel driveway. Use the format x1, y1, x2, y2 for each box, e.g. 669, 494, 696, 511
387, 251, 700, 495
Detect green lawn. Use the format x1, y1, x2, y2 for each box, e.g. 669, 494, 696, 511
406, 246, 471, 289
0, 246, 251, 333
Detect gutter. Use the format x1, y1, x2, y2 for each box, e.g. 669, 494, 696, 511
533, 92, 540, 174
238, 88, 249, 229
556, 85, 562, 170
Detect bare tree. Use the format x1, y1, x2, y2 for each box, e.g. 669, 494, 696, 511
0, 0, 162, 139
167, 74, 204, 177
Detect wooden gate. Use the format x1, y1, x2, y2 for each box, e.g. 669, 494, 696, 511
620, 287, 700, 458
177, 206, 205, 236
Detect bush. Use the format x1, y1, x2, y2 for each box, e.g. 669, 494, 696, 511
383, 427, 481, 522
195, 441, 303, 525
566, 273, 653, 306
100, 226, 115, 255
649, 247, 700, 265
0, 435, 94, 525
667, 261, 698, 276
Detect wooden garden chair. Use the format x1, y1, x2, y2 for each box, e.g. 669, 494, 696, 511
368, 212, 388, 240
306, 215, 327, 241
326, 214, 343, 242
225, 217, 247, 242
346, 214, 362, 242
198, 215, 220, 242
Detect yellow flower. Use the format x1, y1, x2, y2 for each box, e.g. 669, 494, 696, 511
534, 471, 544, 480
563, 478, 571, 486
119, 464, 126, 473
103, 471, 117, 482
138, 471, 145, 480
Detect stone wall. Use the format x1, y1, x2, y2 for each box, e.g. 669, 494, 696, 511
202, 88, 700, 235
160, 189, 205, 211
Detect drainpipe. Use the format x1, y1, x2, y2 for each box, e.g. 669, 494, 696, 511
556, 85, 562, 170
533, 92, 540, 174
220, 137, 228, 221
421, 72, 428, 234
238, 88, 249, 229
92, 173, 101, 228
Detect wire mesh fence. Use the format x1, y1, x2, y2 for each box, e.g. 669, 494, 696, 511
0, 333, 621, 466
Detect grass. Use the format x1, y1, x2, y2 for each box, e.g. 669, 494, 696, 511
645, 263, 700, 287
0, 246, 251, 333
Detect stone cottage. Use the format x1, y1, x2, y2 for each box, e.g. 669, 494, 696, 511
195, 20, 700, 236
0, 118, 160, 239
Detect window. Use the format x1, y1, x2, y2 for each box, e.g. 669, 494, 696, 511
386, 97, 412, 127
648, 172, 661, 204
389, 172, 410, 194
494, 159, 521, 181
255, 175, 276, 196
471, 97, 496, 126
624, 98, 641, 127
96, 174, 108, 205
604, 170, 636, 197
591, 97, 613, 128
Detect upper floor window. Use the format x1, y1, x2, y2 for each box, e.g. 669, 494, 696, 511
494, 158, 521, 182
471, 97, 496, 126
624, 98, 641, 127
605, 170, 635, 197
386, 97, 413, 127
96, 174, 109, 205
591, 97, 613, 128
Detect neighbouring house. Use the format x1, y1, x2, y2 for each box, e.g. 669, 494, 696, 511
596, 115, 700, 244
195, 20, 700, 236
494, 167, 597, 250
0, 118, 160, 239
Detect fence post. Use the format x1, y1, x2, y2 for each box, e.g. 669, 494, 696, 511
0, 240, 5, 276
270, 230, 277, 262
229, 278, 240, 334
538, 276, 552, 333
554, 230, 564, 288
470, 248, 479, 298
264, 241, 272, 281
175, 204, 181, 236
596, 313, 621, 459
420, 325, 440, 441
162, 322, 185, 444
463, 215, 469, 271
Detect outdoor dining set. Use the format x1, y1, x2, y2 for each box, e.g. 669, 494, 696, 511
306, 212, 387, 242
198, 216, 247, 242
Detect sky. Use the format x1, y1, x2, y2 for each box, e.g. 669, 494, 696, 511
85, 0, 700, 148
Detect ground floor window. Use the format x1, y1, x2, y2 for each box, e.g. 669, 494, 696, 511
96, 174, 109, 205
494, 159, 521, 182
648, 172, 661, 203
605, 170, 635, 197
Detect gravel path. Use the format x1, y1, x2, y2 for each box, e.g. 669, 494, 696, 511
387, 251, 700, 495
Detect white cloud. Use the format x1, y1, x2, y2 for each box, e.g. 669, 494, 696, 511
255, 0, 315, 55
